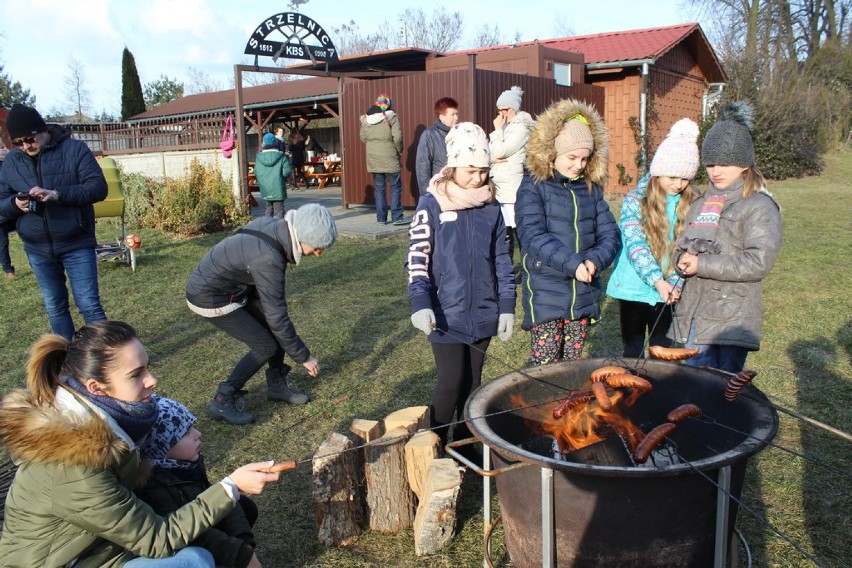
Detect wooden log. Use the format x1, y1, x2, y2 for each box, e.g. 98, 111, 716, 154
383, 406, 429, 434
404, 429, 441, 500
350, 419, 382, 443
311, 432, 365, 546
364, 426, 415, 533
413, 458, 462, 556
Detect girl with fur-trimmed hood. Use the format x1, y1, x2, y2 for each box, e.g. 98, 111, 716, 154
0, 321, 282, 568
515, 99, 620, 365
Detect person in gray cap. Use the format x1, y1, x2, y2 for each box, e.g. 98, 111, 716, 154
186, 203, 337, 425
669, 101, 782, 373
0, 103, 108, 339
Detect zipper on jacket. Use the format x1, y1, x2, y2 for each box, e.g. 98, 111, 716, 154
569, 188, 580, 320
34, 152, 57, 257
522, 252, 535, 323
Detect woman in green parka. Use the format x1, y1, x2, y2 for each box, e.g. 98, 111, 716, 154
0, 321, 282, 568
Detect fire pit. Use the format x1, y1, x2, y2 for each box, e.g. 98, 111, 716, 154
464, 358, 778, 567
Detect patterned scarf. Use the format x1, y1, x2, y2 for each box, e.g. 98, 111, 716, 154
428, 179, 492, 212
679, 177, 745, 252
63, 375, 158, 443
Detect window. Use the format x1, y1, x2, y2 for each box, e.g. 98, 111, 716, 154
554, 63, 572, 86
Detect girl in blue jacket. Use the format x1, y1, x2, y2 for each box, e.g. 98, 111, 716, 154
606, 118, 700, 358
515, 99, 620, 365
406, 122, 516, 451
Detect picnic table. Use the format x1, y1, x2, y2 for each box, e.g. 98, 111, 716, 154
304, 159, 341, 189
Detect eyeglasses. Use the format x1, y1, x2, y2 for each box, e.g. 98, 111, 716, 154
11, 136, 38, 146
497, 108, 511, 113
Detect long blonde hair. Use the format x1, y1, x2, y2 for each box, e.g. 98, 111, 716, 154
640, 177, 697, 277
742, 166, 767, 198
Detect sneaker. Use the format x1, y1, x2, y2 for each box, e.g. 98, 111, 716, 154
392, 216, 412, 226
376, 220, 388, 225
266, 365, 310, 404
208, 393, 255, 425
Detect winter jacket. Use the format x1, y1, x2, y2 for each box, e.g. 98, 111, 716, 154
0, 125, 107, 257
136, 468, 256, 568
668, 189, 782, 350
515, 98, 619, 330
415, 120, 450, 194
489, 111, 535, 205
606, 174, 684, 305
406, 192, 515, 344
185, 216, 311, 364
255, 149, 291, 202
360, 111, 402, 173
0, 387, 234, 568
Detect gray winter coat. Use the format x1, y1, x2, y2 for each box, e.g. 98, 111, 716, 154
359, 111, 402, 174
669, 190, 782, 350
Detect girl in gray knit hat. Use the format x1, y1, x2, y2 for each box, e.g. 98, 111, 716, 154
668, 101, 783, 373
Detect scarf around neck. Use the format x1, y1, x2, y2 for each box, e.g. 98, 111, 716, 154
284, 209, 303, 265
678, 177, 745, 254
428, 179, 492, 212
63, 375, 158, 443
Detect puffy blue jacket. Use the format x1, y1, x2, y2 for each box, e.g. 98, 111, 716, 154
0, 126, 107, 257
406, 193, 515, 344
515, 172, 620, 329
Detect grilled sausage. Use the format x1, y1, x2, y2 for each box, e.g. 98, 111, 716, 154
552, 391, 595, 419
605, 374, 653, 392
649, 346, 700, 360
725, 370, 757, 401
634, 423, 677, 464
666, 403, 702, 423
592, 381, 612, 410
590, 365, 629, 383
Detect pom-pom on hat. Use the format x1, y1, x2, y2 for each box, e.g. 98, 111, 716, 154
140, 396, 196, 463
262, 133, 277, 148
496, 86, 524, 111
445, 122, 491, 168
375, 94, 392, 111
701, 101, 755, 167
6, 103, 48, 140
555, 114, 594, 156
293, 203, 337, 249
649, 118, 700, 180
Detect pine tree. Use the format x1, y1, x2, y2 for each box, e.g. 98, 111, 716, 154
121, 48, 146, 121
0, 66, 36, 109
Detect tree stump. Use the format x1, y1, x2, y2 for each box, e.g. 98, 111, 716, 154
404, 430, 441, 500
364, 426, 415, 532
413, 458, 462, 556
384, 406, 429, 434
311, 432, 364, 546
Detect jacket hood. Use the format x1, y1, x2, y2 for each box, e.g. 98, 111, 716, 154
256, 149, 285, 166
0, 387, 128, 470
363, 110, 395, 125
526, 99, 608, 185
510, 111, 536, 129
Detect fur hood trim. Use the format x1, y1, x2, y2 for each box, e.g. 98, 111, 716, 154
526, 99, 608, 184
0, 388, 129, 470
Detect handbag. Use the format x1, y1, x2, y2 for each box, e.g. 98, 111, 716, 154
220, 114, 235, 158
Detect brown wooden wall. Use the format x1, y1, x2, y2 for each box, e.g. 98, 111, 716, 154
341, 70, 604, 208
593, 72, 643, 192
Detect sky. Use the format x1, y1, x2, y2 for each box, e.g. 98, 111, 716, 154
0, 0, 699, 118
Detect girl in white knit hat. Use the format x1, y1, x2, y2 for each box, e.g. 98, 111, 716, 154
606, 118, 701, 358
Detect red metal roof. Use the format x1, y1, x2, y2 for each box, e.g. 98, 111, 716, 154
130, 77, 339, 121
537, 23, 700, 64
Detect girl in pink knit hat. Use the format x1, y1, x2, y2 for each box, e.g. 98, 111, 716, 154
605, 118, 700, 358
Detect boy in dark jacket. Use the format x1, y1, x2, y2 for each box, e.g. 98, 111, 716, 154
138, 397, 260, 568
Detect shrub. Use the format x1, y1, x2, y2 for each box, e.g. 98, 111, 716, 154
120, 172, 159, 227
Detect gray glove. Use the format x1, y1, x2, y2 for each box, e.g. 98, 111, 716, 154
411, 309, 436, 335
497, 313, 514, 342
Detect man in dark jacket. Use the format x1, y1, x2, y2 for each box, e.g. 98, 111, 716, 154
186, 203, 337, 425
415, 97, 459, 195
0, 103, 108, 339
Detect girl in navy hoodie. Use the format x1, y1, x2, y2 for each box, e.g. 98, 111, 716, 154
406, 122, 516, 451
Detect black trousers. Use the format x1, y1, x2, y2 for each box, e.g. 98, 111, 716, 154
430, 338, 491, 446
618, 299, 673, 358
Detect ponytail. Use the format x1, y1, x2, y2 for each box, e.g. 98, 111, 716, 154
26, 334, 69, 406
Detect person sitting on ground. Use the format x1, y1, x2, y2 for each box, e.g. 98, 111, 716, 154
186, 204, 337, 425
415, 97, 459, 196
0, 320, 283, 567
138, 397, 262, 568
256, 133, 291, 219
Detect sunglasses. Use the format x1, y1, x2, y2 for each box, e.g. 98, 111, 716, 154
11, 136, 38, 146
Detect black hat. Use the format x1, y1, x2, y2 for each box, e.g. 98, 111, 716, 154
366, 105, 382, 115
6, 103, 48, 140
701, 102, 755, 167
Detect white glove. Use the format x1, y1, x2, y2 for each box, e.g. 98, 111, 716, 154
411, 309, 436, 335
497, 313, 514, 342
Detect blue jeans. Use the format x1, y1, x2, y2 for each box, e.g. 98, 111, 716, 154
373, 172, 403, 223
27, 248, 107, 340
123, 546, 214, 567
683, 322, 750, 373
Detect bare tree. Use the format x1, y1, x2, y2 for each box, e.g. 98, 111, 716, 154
331, 19, 389, 56
184, 67, 225, 94
471, 23, 505, 48
288, 0, 310, 11
64, 57, 92, 121
399, 7, 464, 52
550, 15, 576, 39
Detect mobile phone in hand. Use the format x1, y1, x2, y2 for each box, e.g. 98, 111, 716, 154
15, 192, 31, 199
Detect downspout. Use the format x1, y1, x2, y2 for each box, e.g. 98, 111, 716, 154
639, 62, 649, 174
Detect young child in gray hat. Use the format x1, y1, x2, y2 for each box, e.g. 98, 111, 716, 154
669, 101, 782, 373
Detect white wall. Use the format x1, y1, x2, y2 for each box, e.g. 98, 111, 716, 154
110, 149, 236, 181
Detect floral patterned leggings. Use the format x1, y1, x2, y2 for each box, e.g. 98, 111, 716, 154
529, 318, 590, 365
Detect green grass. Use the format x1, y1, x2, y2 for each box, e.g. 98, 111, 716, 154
1, 151, 850, 567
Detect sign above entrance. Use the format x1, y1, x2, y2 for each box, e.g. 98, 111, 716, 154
244, 12, 339, 64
